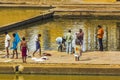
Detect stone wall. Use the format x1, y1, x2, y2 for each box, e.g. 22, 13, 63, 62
0, 0, 116, 5
0, 0, 70, 4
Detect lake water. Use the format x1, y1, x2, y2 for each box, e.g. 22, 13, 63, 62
0, 8, 119, 52
0, 18, 120, 51
0, 74, 120, 80
0, 7, 120, 80
0, 7, 50, 26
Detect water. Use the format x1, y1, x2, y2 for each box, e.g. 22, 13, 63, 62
0, 7, 120, 80
0, 7, 50, 26
0, 74, 120, 80
0, 7, 120, 51
0, 18, 120, 51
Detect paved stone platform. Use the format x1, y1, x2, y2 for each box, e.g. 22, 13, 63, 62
0, 51, 120, 74
0, 51, 120, 75
0, 51, 120, 64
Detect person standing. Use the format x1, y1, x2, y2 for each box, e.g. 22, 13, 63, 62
32, 34, 41, 57
11, 33, 21, 59
20, 37, 28, 63
65, 30, 73, 54
77, 29, 84, 46
97, 25, 104, 51
4, 32, 11, 58
74, 33, 82, 61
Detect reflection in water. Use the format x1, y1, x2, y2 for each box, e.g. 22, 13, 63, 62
117, 23, 120, 50
43, 29, 51, 50
0, 74, 120, 80
14, 75, 24, 80
0, 18, 120, 51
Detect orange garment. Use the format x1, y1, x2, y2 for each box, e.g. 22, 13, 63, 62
97, 28, 104, 38
75, 45, 81, 55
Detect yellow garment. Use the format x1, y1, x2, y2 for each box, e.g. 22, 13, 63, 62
75, 45, 81, 54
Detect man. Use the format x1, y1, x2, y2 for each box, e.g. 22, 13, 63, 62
77, 29, 84, 46
56, 37, 66, 52
97, 25, 104, 51
65, 30, 73, 54
56, 37, 63, 52
5, 32, 11, 58
33, 34, 41, 57
75, 29, 84, 56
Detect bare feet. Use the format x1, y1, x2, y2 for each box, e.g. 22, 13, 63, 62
15, 57, 18, 59
23, 61, 27, 63
11, 57, 14, 59
7, 55, 9, 58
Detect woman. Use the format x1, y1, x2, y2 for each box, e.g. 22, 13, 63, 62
11, 33, 20, 59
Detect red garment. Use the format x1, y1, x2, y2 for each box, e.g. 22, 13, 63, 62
22, 47, 27, 57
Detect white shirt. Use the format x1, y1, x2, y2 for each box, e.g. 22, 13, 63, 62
5, 34, 11, 47
35, 35, 38, 41
56, 37, 62, 44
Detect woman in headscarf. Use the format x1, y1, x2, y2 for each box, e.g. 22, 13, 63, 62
11, 33, 21, 59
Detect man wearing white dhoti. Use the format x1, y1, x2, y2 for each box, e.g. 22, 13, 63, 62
5, 32, 11, 58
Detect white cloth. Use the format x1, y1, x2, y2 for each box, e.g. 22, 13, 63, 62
56, 37, 62, 44
72, 32, 78, 48
34, 35, 38, 42
5, 34, 11, 48
31, 57, 45, 62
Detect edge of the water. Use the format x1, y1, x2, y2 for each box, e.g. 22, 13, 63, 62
0, 3, 120, 75
0, 63, 120, 75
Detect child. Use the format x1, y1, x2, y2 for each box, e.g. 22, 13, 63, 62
20, 37, 28, 63
74, 33, 82, 61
